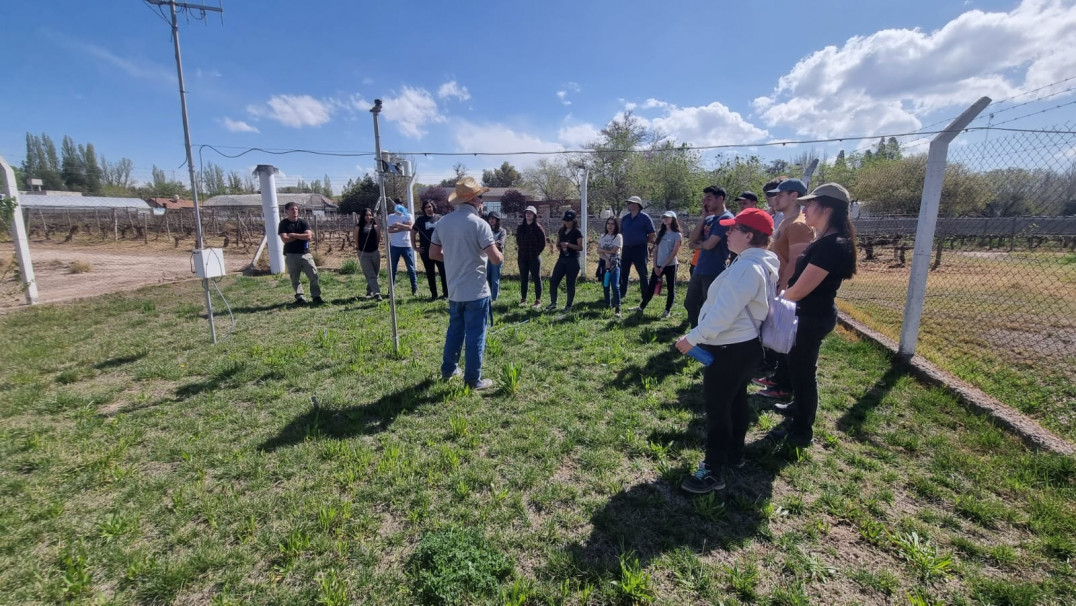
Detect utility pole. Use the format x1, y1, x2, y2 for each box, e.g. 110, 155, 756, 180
147, 0, 223, 343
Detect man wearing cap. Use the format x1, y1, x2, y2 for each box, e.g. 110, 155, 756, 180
429, 177, 503, 391
736, 191, 759, 210
618, 195, 656, 303
684, 186, 735, 328
755, 178, 814, 400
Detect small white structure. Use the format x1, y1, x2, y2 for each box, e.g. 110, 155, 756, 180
254, 165, 285, 275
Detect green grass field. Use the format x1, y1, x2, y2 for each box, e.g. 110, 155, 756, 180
1, 270, 1074, 605
839, 250, 1076, 443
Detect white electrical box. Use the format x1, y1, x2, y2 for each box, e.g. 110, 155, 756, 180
192, 248, 226, 279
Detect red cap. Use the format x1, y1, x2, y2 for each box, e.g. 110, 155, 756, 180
719, 207, 774, 235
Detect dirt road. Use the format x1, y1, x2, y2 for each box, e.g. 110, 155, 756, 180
1, 244, 252, 311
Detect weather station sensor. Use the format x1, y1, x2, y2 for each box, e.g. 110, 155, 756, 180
192, 248, 226, 279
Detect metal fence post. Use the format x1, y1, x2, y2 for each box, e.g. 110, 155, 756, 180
898, 97, 991, 359
0, 156, 38, 304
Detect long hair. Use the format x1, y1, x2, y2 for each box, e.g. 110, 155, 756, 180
817, 195, 857, 278
605, 217, 620, 236
559, 219, 578, 238
654, 216, 681, 246
358, 207, 376, 230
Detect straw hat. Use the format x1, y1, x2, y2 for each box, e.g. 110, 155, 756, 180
448, 176, 491, 204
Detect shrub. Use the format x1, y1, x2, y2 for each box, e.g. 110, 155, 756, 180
408, 527, 512, 605
69, 260, 92, 274
339, 258, 359, 275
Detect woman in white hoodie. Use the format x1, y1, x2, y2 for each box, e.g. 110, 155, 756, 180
674, 208, 779, 495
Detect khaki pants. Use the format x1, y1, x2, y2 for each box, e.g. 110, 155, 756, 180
285, 253, 320, 299
360, 250, 381, 295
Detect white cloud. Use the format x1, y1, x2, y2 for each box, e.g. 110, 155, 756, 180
70, 39, 175, 85
628, 100, 769, 146
754, 0, 1076, 138
557, 91, 571, 106
558, 123, 600, 147
452, 121, 565, 171
565, 82, 581, 93
381, 86, 445, 138
220, 118, 259, 133
437, 80, 471, 101
557, 82, 582, 106
195, 68, 222, 79
246, 94, 334, 128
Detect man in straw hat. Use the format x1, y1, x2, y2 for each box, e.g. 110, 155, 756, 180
429, 177, 504, 390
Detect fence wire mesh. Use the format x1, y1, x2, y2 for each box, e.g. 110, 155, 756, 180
839, 126, 1076, 436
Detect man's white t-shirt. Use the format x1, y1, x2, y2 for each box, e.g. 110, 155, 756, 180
387, 213, 413, 248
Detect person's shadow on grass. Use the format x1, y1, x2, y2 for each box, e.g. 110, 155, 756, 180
258, 378, 437, 452
560, 383, 799, 581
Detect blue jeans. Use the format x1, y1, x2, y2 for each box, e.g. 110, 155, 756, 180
441, 297, 491, 385
390, 246, 418, 292
486, 260, 502, 302
603, 265, 621, 308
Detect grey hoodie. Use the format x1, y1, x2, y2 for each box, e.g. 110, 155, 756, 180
687, 247, 780, 346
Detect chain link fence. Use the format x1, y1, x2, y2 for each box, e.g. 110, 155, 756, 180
839, 126, 1076, 439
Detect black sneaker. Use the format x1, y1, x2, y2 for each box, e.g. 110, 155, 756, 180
545, 303, 558, 311
773, 401, 798, 415
768, 426, 813, 447
312, 297, 325, 305
294, 296, 308, 305
680, 463, 725, 494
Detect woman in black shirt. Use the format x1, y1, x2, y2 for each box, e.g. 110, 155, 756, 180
546, 210, 583, 312
355, 207, 382, 300
516, 206, 547, 308
414, 200, 447, 299
773, 183, 857, 446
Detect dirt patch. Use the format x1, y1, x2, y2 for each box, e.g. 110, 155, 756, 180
0, 243, 251, 312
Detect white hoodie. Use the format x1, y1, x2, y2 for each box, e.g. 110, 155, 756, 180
686, 247, 780, 347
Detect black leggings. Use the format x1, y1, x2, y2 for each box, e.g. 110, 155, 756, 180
420, 254, 447, 297
702, 339, 764, 468
789, 313, 838, 438
518, 256, 542, 301
639, 265, 677, 311
549, 257, 579, 307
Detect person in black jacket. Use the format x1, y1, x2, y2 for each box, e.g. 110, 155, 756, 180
414, 200, 447, 299
515, 205, 547, 308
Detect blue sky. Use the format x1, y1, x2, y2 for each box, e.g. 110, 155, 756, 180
3, 0, 1075, 193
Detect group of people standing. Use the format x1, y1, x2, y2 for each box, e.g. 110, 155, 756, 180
278, 177, 859, 493
674, 178, 858, 495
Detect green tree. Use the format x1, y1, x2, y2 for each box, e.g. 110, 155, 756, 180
61, 136, 86, 191
635, 141, 703, 210
481, 161, 523, 188
226, 171, 244, 194
589, 111, 650, 213
82, 143, 101, 194
499, 188, 527, 215
522, 158, 576, 201
323, 173, 334, 197
150, 165, 189, 198
338, 174, 380, 215
855, 155, 989, 216
200, 162, 227, 196
41, 134, 62, 190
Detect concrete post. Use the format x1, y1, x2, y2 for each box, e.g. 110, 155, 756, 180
0, 156, 38, 304
579, 167, 589, 280
254, 165, 285, 274
898, 97, 991, 360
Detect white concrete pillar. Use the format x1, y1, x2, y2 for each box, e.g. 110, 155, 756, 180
0, 156, 38, 304
254, 165, 285, 274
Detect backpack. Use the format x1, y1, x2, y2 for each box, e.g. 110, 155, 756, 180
746, 259, 799, 354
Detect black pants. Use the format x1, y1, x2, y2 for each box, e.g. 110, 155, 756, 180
549, 256, 579, 307
619, 244, 649, 300
420, 253, 447, 298
518, 256, 542, 302
684, 271, 718, 328
639, 265, 677, 311
702, 339, 763, 468
789, 313, 837, 438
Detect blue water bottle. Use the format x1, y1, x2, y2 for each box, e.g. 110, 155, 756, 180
687, 345, 714, 366
602, 270, 610, 288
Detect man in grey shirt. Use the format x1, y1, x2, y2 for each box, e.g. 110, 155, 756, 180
429, 177, 504, 390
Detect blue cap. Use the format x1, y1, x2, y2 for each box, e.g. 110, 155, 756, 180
766, 179, 807, 196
